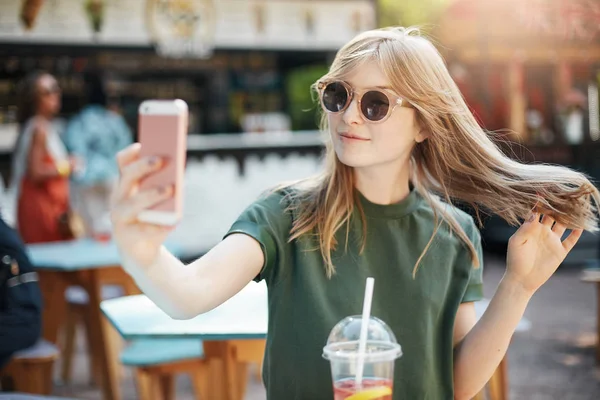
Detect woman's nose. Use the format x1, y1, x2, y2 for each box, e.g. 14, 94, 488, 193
342, 97, 363, 125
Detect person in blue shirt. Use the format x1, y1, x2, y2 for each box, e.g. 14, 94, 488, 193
64, 72, 132, 238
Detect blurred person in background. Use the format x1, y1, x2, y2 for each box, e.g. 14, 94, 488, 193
64, 72, 132, 240
9, 71, 80, 243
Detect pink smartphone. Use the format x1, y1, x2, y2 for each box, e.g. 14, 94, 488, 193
137, 99, 188, 226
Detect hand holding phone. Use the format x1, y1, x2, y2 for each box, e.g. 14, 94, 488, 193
110, 99, 188, 268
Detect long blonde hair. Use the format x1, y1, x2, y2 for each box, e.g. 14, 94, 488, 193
283, 26, 600, 278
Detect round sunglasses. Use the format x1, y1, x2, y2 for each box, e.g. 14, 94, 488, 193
317, 80, 411, 123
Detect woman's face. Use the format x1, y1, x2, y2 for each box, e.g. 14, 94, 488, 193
36, 74, 61, 116
326, 61, 427, 171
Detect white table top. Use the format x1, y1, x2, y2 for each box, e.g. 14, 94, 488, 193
101, 281, 268, 341
102, 282, 531, 343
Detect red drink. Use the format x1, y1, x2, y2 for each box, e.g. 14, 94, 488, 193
323, 316, 402, 400
333, 378, 393, 400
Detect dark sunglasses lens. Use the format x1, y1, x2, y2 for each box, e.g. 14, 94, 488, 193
322, 82, 348, 112
361, 91, 390, 121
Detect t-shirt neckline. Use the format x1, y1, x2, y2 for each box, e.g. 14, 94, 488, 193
356, 187, 422, 219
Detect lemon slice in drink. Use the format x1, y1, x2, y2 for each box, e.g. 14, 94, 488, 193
345, 387, 392, 400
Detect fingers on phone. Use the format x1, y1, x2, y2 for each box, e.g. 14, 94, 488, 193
116, 143, 141, 171
115, 156, 166, 202
115, 185, 174, 222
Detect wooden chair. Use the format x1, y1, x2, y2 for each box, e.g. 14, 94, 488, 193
0, 340, 59, 395
121, 338, 265, 400
120, 338, 208, 400
60, 284, 123, 385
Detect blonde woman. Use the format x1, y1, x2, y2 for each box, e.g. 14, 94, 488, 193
110, 27, 599, 399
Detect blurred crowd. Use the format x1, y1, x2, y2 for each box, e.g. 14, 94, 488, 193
4, 70, 133, 244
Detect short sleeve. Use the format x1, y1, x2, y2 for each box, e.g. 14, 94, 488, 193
461, 217, 484, 303
223, 190, 293, 284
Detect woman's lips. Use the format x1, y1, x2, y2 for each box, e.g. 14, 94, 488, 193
339, 132, 370, 141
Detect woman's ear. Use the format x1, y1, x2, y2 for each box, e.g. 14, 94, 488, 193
414, 113, 430, 143
415, 129, 430, 143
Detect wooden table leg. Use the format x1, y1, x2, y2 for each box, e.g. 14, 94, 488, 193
200, 340, 266, 400
207, 358, 225, 400
203, 341, 239, 400
223, 342, 240, 400
36, 271, 69, 344
236, 363, 249, 399
134, 369, 154, 400
230, 339, 265, 400
488, 355, 508, 400
80, 270, 121, 400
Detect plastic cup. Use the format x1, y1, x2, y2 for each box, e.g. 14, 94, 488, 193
323, 315, 402, 400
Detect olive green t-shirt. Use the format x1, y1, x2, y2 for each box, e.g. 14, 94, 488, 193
224, 187, 484, 400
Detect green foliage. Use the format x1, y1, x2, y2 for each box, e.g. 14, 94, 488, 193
285, 65, 329, 131
377, 0, 451, 30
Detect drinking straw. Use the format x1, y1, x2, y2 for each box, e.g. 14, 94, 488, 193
356, 277, 374, 386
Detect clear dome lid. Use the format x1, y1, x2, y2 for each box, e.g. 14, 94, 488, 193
322, 315, 402, 363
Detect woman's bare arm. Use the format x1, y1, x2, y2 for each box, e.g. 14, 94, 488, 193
121, 232, 264, 319
27, 126, 66, 181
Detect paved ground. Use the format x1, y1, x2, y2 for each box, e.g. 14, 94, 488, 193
48, 253, 599, 399
481, 255, 600, 400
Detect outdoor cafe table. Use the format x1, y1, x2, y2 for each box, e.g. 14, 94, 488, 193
101, 281, 268, 400
26, 237, 202, 400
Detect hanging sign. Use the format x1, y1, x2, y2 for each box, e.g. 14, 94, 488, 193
145, 0, 217, 59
